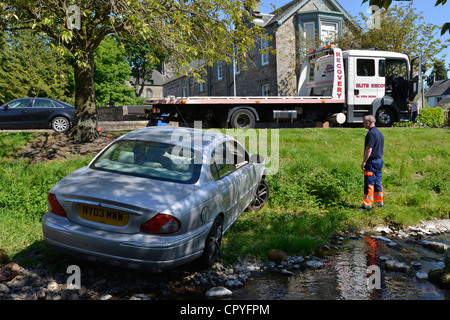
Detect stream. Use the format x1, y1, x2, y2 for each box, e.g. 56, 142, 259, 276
231, 232, 450, 300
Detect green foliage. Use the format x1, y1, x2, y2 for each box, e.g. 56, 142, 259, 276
418, 107, 446, 127
0, 31, 73, 104
94, 37, 144, 107
426, 60, 449, 87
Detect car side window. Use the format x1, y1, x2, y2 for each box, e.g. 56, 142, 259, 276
33, 99, 54, 108
8, 98, 31, 108
225, 140, 249, 167
210, 143, 234, 180
210, 141, 249, 180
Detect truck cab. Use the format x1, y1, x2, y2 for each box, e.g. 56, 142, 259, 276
343, 49, 417, 126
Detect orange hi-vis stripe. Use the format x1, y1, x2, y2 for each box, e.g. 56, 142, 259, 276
363, 185, 374, 206
374, 191, 383, 203
364, 171, 373, 176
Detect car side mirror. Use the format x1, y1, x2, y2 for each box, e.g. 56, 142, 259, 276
3, 104, 9, 110
250, 154, 264, 164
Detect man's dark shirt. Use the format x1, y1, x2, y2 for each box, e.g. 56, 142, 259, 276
365, 126, 384, 160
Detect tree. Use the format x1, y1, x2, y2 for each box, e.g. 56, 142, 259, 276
94, 37, 143, 107
362, 0, 450, 35
336, 3, 449, 72
123, 40, 165, 98
0, 0, 263, 142
0, 30, 72, 104
426, 59, 449, 87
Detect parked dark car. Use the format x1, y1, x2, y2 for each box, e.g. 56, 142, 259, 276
0, 97, 75, 133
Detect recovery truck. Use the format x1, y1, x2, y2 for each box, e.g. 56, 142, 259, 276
145, 45, 419, 128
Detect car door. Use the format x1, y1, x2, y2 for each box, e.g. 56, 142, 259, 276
0, 98, 33, 129
210, 140, 255, 230
30, 98, 56, 128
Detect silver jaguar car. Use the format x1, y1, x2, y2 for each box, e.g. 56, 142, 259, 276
42, 127, 269, 270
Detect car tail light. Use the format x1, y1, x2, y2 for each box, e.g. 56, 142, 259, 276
140, 214, 181, 234
47, 193, 66, 217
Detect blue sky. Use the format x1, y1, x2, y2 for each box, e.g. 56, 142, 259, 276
259, 0, 450, 78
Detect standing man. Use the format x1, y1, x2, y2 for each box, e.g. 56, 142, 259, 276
360, 115, 384, 210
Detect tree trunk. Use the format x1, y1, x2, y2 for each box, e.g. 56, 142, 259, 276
69, 51, 99, 142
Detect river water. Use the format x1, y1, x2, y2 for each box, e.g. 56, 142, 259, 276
232, 233, 450, 300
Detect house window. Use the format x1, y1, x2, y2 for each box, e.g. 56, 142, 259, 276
321, 22, 338, 45
216, 62, 223, 81
304, 22, 315, 43
182, 80, 188, 97
199, 73, 205, 93
261, 83, 270, 96
260, 36, 269, 66
234, 62, 240, 75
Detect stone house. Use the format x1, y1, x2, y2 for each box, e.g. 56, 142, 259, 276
161, 0, 355, 98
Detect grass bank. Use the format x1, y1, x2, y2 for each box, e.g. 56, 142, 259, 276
0, 128, 449, 266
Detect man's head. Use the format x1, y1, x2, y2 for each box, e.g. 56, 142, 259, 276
363, 115, 376, 130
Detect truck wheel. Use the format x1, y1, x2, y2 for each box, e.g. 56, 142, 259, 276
230, 109, 256, 129
376, 108, 394, 127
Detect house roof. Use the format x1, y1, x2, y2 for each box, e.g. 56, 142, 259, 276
435, 97, 450, 109
264, 0, 355, 27
425, 79, 450, 98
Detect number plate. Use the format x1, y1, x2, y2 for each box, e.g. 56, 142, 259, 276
77, 204, 129, 226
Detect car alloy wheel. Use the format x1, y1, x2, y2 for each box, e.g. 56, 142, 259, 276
52, 116, 70, 133
248, 179, 270, 211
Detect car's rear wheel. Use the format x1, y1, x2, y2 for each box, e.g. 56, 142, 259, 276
247, 179, 270, 211
200, 215, 223, 267
51, 116, 70, 133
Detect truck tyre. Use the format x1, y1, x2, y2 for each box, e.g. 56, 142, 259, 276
376, 108, 395, 127
230, 108, 256, 129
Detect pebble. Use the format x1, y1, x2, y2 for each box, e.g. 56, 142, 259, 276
415, 272, 428, 281
305, 260, 325, 269
206, 286, 232, 298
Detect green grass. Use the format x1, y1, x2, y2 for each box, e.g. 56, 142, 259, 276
0, 128, 449, 266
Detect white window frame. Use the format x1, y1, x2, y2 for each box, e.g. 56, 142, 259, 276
199, 73, 205, 92
320, 22, 338, 45
303, 22, 315, 43
182, 80, 188, 97
260, 36, 270, 66
261, 83, 270, 96
216, 62, 223, 81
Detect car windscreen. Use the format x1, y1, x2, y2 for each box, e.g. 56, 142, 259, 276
90, 140, 201, 184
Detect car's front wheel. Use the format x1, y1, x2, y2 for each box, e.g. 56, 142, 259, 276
200, 215, 223, 267
51, 116, 70, 133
